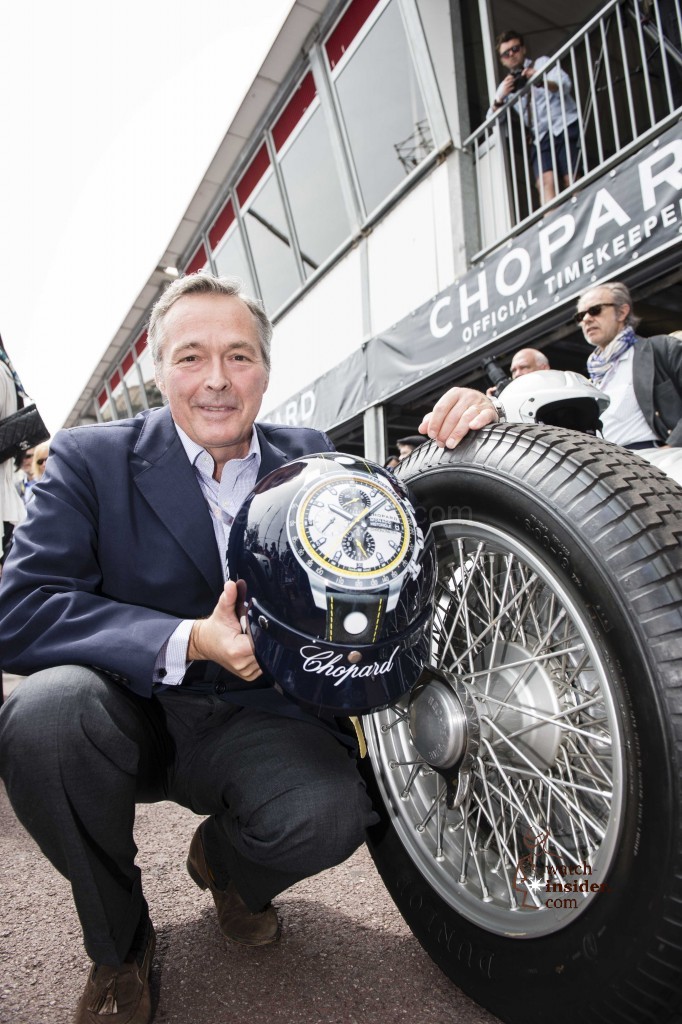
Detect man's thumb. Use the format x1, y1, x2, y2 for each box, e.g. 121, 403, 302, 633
217, 579, 240, 625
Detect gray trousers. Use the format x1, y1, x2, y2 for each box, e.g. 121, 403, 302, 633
0, 667, 378, 966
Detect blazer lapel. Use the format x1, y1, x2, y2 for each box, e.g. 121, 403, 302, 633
129, 414, 298, 593
633, 338, 655, 424
132, 407, 224, 594
255, 424, 292, 480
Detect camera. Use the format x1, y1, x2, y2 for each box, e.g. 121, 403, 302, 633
510, 67, 526, 93
482, 357, 512, 396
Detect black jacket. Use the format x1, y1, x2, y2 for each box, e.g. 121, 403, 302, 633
0, 406, 334, 700
633, 334, 682, 446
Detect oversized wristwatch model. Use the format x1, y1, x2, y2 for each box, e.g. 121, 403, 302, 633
227, 452, 436, 714
287, 463, 423, 644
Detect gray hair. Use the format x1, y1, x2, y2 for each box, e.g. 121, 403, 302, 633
148, 272, 272, 372
581, 280, 641, 329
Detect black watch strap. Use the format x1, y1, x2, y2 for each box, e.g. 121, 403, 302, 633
326, 591, 387, 644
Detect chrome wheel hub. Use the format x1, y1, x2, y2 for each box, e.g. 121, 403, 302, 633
408, 668, 477, 770
475, 640, 562, 772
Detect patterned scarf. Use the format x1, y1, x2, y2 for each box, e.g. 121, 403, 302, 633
586, 326, 638, 387
0, 338, 27, 403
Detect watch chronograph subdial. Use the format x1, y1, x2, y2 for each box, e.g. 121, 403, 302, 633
338, 487, 371, 515
342, 529, 375, 562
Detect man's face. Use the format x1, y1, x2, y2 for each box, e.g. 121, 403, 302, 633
498, 38, 526, 71
576, 287, 629, 350
511, 351, 541, 378
397, 443, 415, 460
155, 293, 269, 472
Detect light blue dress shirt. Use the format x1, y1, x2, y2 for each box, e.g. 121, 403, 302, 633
153, 424, 262, 686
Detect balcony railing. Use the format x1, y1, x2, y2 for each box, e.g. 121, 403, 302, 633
466, 0, 682, 258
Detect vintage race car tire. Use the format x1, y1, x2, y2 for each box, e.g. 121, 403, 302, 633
361, 425, 682, 1024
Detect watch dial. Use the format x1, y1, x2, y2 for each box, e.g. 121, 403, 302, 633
288, 473, 416, 590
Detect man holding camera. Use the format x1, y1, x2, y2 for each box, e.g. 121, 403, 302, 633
485, 348, 550, 397
489, 30, 580, 203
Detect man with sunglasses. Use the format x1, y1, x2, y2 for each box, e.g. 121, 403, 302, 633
418, 281, 682, 452
489, 30, 580, 203
574, 281, 682, 448
419, 284, 679, 452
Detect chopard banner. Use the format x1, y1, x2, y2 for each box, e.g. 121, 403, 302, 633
264, 346, 367, 432
264, 123, 682, 431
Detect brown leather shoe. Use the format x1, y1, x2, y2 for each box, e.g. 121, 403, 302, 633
75, 922, 155, 1023
186, 825, 281, 946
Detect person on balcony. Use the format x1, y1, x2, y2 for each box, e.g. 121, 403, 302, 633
489, 30, 581, 204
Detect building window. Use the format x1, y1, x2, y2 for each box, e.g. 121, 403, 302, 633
97, 387, 114, 423
184, 242, 209, 275
327, 0, 435, 215
135, 333, 163, 409
274, 72, 351, 277
109, 369, 130, 419
237, 143, 301, 314
210, 198, 256, 294
107, 0, 445, 392
122, 350, 147, 414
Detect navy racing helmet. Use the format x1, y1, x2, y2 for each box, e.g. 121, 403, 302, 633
228, 452, 436, 715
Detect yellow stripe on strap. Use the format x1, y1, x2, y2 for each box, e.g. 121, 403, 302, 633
349, 716, 367, 758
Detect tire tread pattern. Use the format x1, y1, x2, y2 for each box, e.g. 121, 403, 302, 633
368, 425, 682, 1024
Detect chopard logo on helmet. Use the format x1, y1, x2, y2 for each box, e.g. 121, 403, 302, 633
300, 645, 399, 685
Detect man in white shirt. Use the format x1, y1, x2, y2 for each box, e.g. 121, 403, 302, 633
574, 281, 682, 449
489, 30, 580, 202
416, 283, 682, 452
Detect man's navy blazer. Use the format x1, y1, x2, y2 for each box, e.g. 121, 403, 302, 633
0, 405, 334, 702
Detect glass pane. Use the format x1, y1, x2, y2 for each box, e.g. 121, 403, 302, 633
279, 105, 351, 276
124, 363, 147, 414
98, 399, 114, 423
213, 227, 256, 296
459, 0, 488, 130
137, 346, 164, 409
242, 174, 300, 313
334, 1, 434, 213
110, 380, 129, 419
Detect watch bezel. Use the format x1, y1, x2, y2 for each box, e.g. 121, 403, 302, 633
287, 471, 420, 592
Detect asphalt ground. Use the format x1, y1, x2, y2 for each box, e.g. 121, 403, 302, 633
0, 676, 501, 1024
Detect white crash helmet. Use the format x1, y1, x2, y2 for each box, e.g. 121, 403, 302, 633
500, 370, 610, 434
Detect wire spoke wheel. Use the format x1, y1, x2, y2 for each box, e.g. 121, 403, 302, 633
360, 427, 682, 1024
366, 518, 625, 937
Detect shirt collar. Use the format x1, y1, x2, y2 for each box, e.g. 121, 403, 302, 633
173, 422, 261, 470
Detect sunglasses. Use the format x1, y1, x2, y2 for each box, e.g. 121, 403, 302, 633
36, 458, 48, 466
573, 302, 617, 324
500, 43, 523, 58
